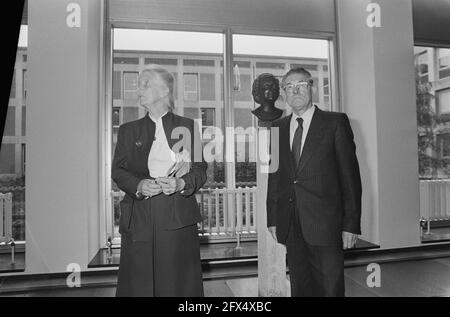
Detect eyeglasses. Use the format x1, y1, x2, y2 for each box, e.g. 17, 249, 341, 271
283, 80, 312, 93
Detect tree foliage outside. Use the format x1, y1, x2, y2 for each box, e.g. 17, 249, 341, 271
416, 65, 445, 178
0, 175, 25, 241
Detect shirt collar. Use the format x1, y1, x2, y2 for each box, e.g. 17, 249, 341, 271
148, 110, 169, 123
291, 105, 315, 124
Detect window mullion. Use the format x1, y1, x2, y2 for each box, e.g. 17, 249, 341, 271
103, 19, 114, 245
223, 29, 236, 189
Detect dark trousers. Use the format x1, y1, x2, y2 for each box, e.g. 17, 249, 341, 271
285, 215, 345, 297
116, 194, 204, 297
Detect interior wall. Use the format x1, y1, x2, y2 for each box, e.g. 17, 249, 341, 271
109, 0, 335, 35
26, 0, 102, 274
372, 0, 421, 248
336, 0, 379, 245
337, 0, 421, 248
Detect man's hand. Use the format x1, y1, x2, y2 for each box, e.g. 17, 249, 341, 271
342, 231, 358, 250
156, 177, 185, 195
268, 226, 277, 242
138, 179, 162, 197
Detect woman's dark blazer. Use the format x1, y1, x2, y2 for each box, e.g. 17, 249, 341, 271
111, 111, 207, 242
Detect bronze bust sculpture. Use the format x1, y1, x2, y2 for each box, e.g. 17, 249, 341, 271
251, 73, 283, 122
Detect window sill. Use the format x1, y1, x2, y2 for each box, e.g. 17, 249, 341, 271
88, 239, 380, 269
0, 241, 25, 254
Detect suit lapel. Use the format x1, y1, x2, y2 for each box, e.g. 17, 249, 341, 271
296, 106, 325, 175
138, 115, 155, 167
162, 111, 177, 150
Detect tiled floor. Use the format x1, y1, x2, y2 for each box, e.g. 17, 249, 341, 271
3, 256, 450, 297
211, 257, 450, 297
3, 239, 450, 297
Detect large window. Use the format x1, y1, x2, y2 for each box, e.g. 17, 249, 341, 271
415, 46, 450, 178
1, 25, 27, 244
107, 27, 332, 243
415, 46, 450, 243
109, 29, 225, 241
231, 34, 330, 187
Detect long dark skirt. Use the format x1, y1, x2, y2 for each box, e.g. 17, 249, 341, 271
115, 194, 204, 297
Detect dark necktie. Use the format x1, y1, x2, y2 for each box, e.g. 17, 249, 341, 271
292, 117, 303, 169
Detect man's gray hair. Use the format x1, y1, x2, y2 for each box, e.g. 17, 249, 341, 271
281, 67, 313, 89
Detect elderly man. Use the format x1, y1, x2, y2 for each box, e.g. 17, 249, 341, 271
266, 67, 362, 297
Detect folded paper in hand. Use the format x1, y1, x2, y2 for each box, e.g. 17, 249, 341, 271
167, 150, 191, 177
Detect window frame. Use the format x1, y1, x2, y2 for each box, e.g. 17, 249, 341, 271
183, 72, 199, 102
100, 20, 338, 246
439, 133, 450, 159
437, 88, 450, 116
414, 43, 450, 181
122, 71, 139, 102
438, 48, 450, 79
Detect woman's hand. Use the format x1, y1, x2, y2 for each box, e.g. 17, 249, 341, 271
139, 179, 163, 197
156, 177, 185, 195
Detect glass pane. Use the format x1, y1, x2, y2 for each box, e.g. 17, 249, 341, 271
145, 57, 177, 66
184, 107, 199, 120
112, 107, 120, 127
201, 108, 215, 127
0, 145, 15, 174
416, 50, 429, 75
112, 71, 121, 100
415, 46, 450, 242
1, 25, 27, 243
439, 48, 450, 59
22, 107, 26, 136
113, 57, 139, 65
184, 59, 215, 67
112, 28, 225, 240
438, 89, 450, 114
3, 107, 15, 136
123, 72, 139, 101
233, 74, 252, 102
183, 73, 198, 101
114, 29, 223, 54
123, 106, 139, 124
22, 69, 27, 100
10, 71, 15, 99
439, 55, 450, 70
200, 73, 215, 101
415, 46, 450, 180
232, 34, 330, 187
440, 68, 450, 80
442, 134, 450, 158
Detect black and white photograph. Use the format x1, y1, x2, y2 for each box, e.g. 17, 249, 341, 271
0, 0, 450, 301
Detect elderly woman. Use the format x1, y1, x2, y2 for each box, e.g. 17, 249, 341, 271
112, 65, 207, 297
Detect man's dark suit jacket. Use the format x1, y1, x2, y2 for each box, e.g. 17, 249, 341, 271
112, 111, 207, 242
267, 106, 362, 246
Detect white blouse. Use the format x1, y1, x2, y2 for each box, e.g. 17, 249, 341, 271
147, 112, 177, 178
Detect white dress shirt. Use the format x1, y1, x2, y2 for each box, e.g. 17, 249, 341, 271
289, 105, 316, 156
147, 111, 177, 178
